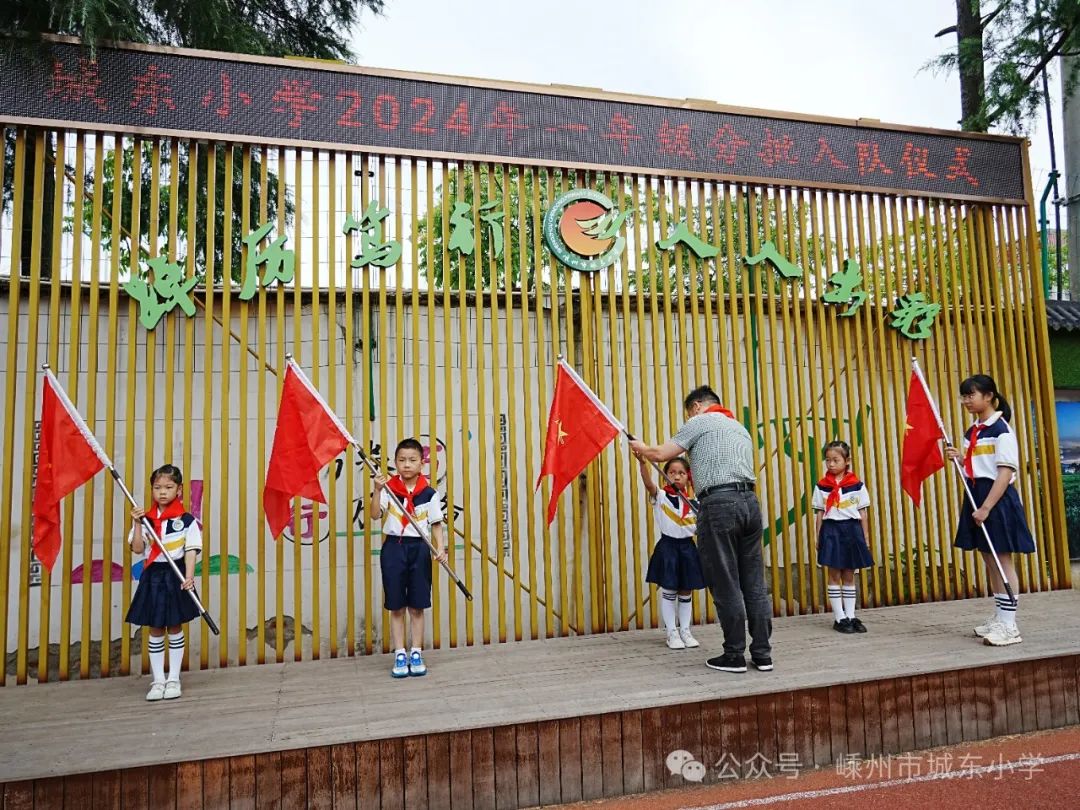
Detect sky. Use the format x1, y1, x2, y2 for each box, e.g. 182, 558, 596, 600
349, 0, 1066, 200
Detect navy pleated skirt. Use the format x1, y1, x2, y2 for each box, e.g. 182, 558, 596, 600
645, 535, 707, 591
126, 559, 200, 628
818, 519, 874, 570
954, 478, 1036, 554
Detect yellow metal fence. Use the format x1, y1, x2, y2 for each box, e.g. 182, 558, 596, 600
0, 126, 1069, 685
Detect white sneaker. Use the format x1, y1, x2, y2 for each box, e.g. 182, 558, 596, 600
679, 627, 700, 648
983, 623, 1022, 646
666, 629, 686, 650
145, 681, 166, 701
974, 613, 999, 638
163, 680, 182, 700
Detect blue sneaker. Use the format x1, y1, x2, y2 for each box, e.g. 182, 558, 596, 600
391, 651, 409, 678
408, 649, 427, 676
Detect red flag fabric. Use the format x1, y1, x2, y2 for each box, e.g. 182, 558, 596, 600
32, 373, 107, 571
901, 371, 946, 506
264, 362, 351, 539
536, 363, 622, 525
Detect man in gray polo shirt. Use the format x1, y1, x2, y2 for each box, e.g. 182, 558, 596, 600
630, 385, 772, 674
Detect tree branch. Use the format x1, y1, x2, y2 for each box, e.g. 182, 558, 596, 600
983, 24, 1079, 124
934, 3, 1004, 37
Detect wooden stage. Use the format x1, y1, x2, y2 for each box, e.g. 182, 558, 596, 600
2, 590, 1080, 809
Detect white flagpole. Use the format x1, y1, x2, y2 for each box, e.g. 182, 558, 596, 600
911, 358, 1016, 605
556, 356, 698, 516
41, 364, 220, 634
284, 356, 473, 601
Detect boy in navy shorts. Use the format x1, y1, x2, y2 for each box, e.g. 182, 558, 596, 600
370, 438, 447, 678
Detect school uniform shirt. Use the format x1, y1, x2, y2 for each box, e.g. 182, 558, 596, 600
653, 489, 698, 539
962, 411, 1018, 483
127, 513, 202, 563
380, 486, 444, 537
812, 476, 870, 521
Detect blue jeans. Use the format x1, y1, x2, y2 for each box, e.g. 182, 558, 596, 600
696, 489, 772, 659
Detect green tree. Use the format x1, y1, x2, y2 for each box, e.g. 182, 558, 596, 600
2, 0, 385, 280
930, 0, 1080, 132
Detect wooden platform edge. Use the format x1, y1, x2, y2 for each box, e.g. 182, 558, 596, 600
4, 653, 1079, 810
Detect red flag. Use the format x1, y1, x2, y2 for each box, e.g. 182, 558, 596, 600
536, 362, 622, 525
901, 370, 945, 506
32, 371, 107, 571
264, 361, 351, 539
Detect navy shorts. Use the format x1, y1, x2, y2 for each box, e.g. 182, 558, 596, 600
381, 536, 433, 611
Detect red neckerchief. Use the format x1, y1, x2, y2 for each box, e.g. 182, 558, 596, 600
816, 472, 860, 514
705, 403, 735, 419
662, 484, 693, 517
387, 474, 429, 515
963, 422, 988, 478
144, 499, 186, 566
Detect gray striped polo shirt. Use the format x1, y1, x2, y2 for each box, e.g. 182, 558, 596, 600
671, 412, 756, 491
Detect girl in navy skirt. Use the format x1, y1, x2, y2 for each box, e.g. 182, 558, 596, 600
639, 456, 706, 650
945, 375, 1035, 647
126, 464, 202, 701
813, 441, 873, 634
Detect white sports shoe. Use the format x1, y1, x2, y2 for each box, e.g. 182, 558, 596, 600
666, 629, 686, 650
974, 613, 999, 638
983, 623, 1022, 646
679, 627, 700, 648
145, 681, 166, 701
163, 680, 182, 700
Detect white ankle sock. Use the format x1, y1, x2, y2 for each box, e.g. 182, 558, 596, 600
995, 593, 1017, 628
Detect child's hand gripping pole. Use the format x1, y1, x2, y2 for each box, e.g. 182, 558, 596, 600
353, 443, 474, 602
624, 431, 699, 517
108, 469, 221, 635
911, 358, 1016, 606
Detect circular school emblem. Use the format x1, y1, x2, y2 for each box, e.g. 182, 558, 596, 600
542, 189, 627, 273
170, 518, 185, 532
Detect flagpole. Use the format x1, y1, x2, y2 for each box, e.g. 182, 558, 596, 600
911, 358, 1016, 605
40, 365, 220, 635
284, 356, 473, 602
556, 356, 699, 516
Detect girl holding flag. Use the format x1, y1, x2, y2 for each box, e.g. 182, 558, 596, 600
812, 441, 872, 634
638, 455, 706, 650
126, 464, 202, 701
945, 375, 1035, 647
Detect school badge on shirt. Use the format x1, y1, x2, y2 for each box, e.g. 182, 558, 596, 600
170, 518, 185, 533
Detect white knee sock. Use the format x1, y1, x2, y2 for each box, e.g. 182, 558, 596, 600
148, 635, 166, 683
677, 595, 693, 629
995, 593, 1017, 628
660, 589, 678, 632
167, 631, 185, 682
842, 585, 857, 620
827, 585, 844, 622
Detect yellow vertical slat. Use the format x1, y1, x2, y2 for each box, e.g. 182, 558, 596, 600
40, 130, 67, 682
274, 146, 287, 663
359, 153, 374, 656
202, 143, 219, 668
310, 148, 322, 660
118, 138, 141, 677
486, 166, 507, 642
424, 159, 443, 648
377, 155, 391, 653
182, 141, 198, 660
343, 151, 356, 656
0, 131, 27, 686
327, 150, 339, 658
217, 142, 233, 668
471, 163, 492, 644
255, 147, 270, 664
517, 167, 539, 639
502, 166, 524, 641
237, 145, 252, 666
438, 160, 459, 648
620, 175, 645, 630
291, 147, 303, 661
162, 136, 181, 670
531, 167, 554, 638
643, 178, 662, 629
58, 134, 86, 680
